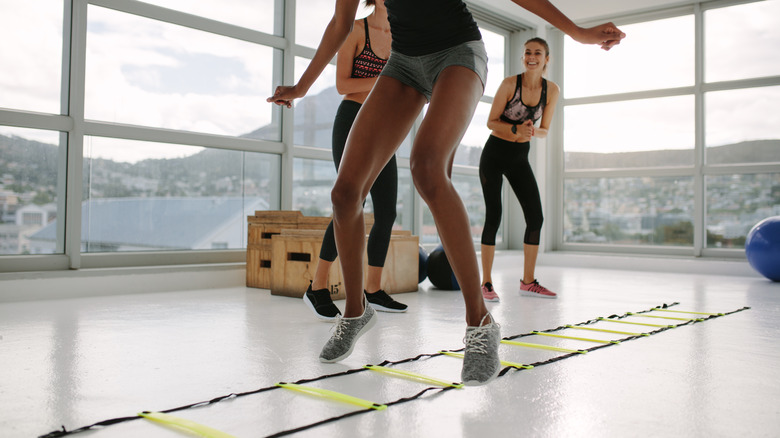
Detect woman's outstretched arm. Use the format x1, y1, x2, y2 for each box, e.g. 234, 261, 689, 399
267, 0, 361, 107
510, 0, 626, 50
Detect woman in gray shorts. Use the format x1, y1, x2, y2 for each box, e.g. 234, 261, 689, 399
269, 0, 624, 386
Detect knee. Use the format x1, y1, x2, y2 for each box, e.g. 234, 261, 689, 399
331, 180, 363, 213
410, 157, 447, 201
528, 214, 544, 232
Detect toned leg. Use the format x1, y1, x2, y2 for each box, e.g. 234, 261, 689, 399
480, 244, 495, 286
365, 266, 383, 293
312, 259, 332, 290
410, 66, 488, 326
365, 152, 398, 294
331, 77, 426, 317
523, 243, 539, 285
502, 142, 544, 287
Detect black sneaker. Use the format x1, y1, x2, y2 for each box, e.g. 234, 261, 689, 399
303, 283, 341, 322
364, 289, 408, 313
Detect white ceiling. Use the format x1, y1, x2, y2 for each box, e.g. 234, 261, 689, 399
476, 0, 699, 26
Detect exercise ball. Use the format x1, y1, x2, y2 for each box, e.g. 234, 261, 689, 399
418, 246, 428, 283
745, 216, 780, 282
426, 245, 460, 290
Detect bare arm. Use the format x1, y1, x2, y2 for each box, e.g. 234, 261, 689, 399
532, 81, 559, 139
267, 0, 360, 107
487, 76, 524, 141
510, 0, 625, 50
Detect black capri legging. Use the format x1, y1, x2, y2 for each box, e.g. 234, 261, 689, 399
319, 99, 398, 267
479, 135, 543, 246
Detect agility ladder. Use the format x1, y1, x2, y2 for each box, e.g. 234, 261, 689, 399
39, 302, 748, 438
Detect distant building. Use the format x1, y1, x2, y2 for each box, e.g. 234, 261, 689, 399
16, 203, 57, 226
28, 197, 268, 253
0, 190, 20, 223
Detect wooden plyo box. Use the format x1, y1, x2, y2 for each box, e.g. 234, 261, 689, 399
246, 210, 373, 289
270, 229, 419, 300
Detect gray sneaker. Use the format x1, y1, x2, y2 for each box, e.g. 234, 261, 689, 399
461, 313, 501, 386
319, 300, 377, 363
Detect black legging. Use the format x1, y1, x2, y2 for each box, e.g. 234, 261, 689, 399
319, 99, 398, 267
479, 135, 543, 246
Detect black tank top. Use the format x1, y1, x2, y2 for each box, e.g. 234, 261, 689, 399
500, 74, 548, 125
350, 18, 387, 79
385, 0, 482, 56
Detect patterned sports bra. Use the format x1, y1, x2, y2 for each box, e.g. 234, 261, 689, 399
350, 18, 388, 79
500, 74, 547, 125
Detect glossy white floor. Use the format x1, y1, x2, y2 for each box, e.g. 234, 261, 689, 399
2, 252, 779, 438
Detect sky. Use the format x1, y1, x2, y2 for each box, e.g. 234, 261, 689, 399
1, 0, 778, 162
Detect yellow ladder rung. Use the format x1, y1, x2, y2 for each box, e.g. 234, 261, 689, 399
628, 312, 699, 322
532, 331, 619, 344
138, 412, 237, 438
598, 317, 674, 328
364, 365, 464, 388
275, 383, 386, 410
439, 351, 534, 369
501, 339, 586, 354
566, 325, 649, 337
653, 308, 724, 316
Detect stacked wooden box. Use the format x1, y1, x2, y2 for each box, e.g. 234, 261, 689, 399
247, 210, 419, 300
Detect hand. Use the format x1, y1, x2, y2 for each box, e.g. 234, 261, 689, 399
576, 22, 626, 51
267, 85, 303, 108
521, 120, 535, 138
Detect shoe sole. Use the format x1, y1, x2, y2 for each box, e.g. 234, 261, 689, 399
303, 293, 340, 322
520, 290, 557, 299
319, 311, 377, 363
368, 302, 408, 313
482, 296, 500, 302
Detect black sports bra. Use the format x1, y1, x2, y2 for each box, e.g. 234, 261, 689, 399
351, 18, 387, 79
500, 74, 547, 125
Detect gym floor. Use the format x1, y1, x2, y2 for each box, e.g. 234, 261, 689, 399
2, 252, 778, 438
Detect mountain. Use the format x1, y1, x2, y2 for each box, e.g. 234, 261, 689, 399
566, 140, 780, 170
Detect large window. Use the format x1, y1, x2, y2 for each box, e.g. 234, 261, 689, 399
0, 127, 65, 255
85, 6, 279, 140
0, 0, 528, 273
293, 57, 338, 149
143, 0, 281, 35
75, 137, 280, 253
564, 96, 695, 169
0, 0, 63, 114
704, 0, 780, 83
557, 1, 780, 256
564, 177, 694, 246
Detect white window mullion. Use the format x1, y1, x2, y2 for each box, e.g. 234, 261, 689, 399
64, 0, 89, 269
693, 2, 705, 257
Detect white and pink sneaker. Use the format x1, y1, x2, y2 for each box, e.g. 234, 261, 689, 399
520, 280, 557, 299
481, 282, 500, 302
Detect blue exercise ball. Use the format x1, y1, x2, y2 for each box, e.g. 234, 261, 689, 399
418, 245, 428, 284
426, 245, 460, 290
745, 216, 780, 282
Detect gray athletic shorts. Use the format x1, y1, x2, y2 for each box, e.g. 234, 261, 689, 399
380, 39, 488, 102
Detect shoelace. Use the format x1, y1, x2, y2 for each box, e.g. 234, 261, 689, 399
526, 281, 548, 293
463, 326, 491, 355
331, 316, 346, 340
